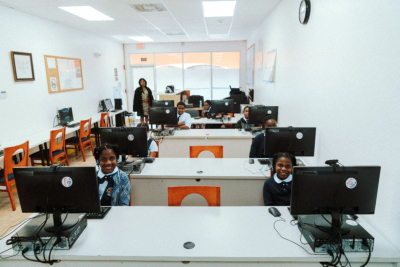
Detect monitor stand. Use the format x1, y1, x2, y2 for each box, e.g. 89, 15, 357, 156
45, 209, 78, 232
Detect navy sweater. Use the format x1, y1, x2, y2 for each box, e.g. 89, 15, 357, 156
263, 176, 292, 206
249, 133, 265, 158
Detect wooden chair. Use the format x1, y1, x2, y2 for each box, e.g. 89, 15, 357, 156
66, 119, 94, 162
100, 112, 109, 127
168, 186, 220, 206
30, 127, 70, 166
0, 141, 29, 211
190, 146, 223, 158
154, 140, 159, 158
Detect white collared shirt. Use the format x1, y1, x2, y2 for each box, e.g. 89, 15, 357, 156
273, 173, 292, 184
98, 166, 119, 179
177, 112, 192, 128
147, 136, 158, 156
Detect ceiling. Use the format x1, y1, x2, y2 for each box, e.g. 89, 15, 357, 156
0, 0, 281, 44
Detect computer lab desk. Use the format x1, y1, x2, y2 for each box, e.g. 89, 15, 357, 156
153, 129, 253, 158
130, 158, 271, 206
1, 207, 399, 267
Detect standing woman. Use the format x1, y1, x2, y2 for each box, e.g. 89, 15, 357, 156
133, 78, 154, 124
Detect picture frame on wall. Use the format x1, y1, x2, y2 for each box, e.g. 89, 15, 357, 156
11, 51, 35, 82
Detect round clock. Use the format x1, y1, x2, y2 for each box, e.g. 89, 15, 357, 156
299, 0, 311, 24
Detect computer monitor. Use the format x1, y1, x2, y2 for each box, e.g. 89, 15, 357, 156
152, 100, 174, 107
58, 107, 74, 126
264, 127, 316, 157
291, 165, 380, 234
13, 166, 100, 232
211, 99, 234, 115
149, 107, 178, 130
248, 106, 279, 125
248, 89, 254, 102
104, 98, 113, 111
99, 127, 148, 158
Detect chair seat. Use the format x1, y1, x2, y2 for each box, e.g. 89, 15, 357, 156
0, 171, 14, 184
66, 136, 90, 143
29, 149, 64, 158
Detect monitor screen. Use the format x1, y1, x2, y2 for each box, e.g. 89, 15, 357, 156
152, 100, 174, 107
210, 99, 234, 114
264, 127, 316, 157
58, 107, 74, 125
290, 166, 381, 216
248, 106, 279, 125
149, 107, 177, 126
104, 98, 113, 111
13, 166, 100, 231
99, 127, 148, 157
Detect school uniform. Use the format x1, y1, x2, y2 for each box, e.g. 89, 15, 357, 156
263, 173, 292, 206
97, 167, 131, 206
249, 133, 265, 158
177, 112, 192, 128
203, 107, 211, 117
236, 117, 249, 128
147, 137, 158, 156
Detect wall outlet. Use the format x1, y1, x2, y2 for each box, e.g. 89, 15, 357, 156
0, 91, 7, 99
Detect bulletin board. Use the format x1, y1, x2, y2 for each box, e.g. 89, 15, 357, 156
44, 55, 84, 93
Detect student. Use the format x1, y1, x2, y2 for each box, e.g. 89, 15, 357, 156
236, 106, 249, 128
137, 123, 158, 157
175, 101, 192, 129
94, 143, 131, 206
201, 100, 212, 117
263, 152, 296, 206
249, 115, 277, 158
133, 78, 154, 124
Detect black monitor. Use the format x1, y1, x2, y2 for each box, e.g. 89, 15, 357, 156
248, 106, 279, 125
264, 127, 316, 157
104, 98, 113, 111
291, 165, 380, 234
13, 166, 100, 232
211, 99, 234, 115
248, 89, 254, 102
99, 127, 148, 158
149, 107, 178, 130
58, 107, 74, 126
152, 100, 174, 108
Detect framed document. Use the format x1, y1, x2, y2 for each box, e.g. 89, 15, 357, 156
11, 51, 35, 82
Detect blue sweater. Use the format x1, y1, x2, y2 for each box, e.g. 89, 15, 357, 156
263, 175, 292, 206
249, 133, 265, 158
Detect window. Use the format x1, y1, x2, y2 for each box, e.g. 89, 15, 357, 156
212, 52, 240, 100
155, 53, 183, 93
184, 53, 211, 101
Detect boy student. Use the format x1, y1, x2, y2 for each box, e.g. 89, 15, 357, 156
249, 115, 277, 158
170, 102, 191, 129
137, 123, 158, 157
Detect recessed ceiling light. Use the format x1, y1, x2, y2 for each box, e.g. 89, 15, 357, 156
129, 36, 154, 42
202, 1, 236, 17
59, 6, 113, 21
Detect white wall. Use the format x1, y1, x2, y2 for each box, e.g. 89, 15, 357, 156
248, 0, 400, 250
0, 5, 125, 145
124, 41, 246, 110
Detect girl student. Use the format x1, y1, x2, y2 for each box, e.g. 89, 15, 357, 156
236, 106, 250, 128
201, 100, 212, 117
94, 143, 131, 206
133, 78, 154, 124
263, 152, 296, 206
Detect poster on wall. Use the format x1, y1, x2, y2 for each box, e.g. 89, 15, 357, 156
263, 49, 277, 83
246, 44, 255, 86
256, 39, 263, 69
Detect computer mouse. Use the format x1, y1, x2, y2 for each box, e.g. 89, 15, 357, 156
268, 207, 281, 217
249, 159, 254, 164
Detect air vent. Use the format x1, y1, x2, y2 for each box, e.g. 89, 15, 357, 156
130, 3, 166, 12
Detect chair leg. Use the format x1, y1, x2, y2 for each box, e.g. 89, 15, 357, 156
90, 141, 94, 156
64, 152, 70, 166
75, 145, 78, 156
80, 144, 86, 162
6, 184, 16, 211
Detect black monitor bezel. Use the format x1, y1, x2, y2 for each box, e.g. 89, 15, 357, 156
248, 106, 279, 125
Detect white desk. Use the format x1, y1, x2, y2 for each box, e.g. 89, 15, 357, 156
191, 117, 238, 125
0, 110, 125, 163
131, 158, 270, 206
1, 207, 399, 266
155, 129, 253, 158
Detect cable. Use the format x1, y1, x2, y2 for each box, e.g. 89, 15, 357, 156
360, 240, 371, 267
0, 214, 45, 241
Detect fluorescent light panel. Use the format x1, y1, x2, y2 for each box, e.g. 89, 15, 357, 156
59, 6, 113, 21
203, 1, 236, 17
129, 36, 154, 42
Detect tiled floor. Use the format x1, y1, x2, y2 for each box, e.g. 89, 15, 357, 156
0, 149, 96, 239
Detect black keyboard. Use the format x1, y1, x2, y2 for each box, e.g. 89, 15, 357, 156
87, 207, 111, 219
258, 159, 271, 165
0, 150, 3, 157
66, 122, 80, 128
110, 109, 121, 112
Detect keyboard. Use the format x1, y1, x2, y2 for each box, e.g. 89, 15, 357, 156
0, 150, 3, 157
258, 159, 271, 165
110, 109, 121, 112
87, 207, 111, 219
67, 122, 80, 128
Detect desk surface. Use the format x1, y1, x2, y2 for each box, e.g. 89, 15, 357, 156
137, 158, 270, 180
157, 129, 253, 139
1, 207, 399, 266
191, 117, 238, 124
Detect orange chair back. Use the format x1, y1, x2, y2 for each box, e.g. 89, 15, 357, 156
190, 146, 223, 158
155, 140, 159, 158
168, 186, 220, 206
100, 112, 109, 127
79, 118, 91, 139
49, 127, 69, 165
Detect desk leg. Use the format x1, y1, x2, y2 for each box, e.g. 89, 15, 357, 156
44, 143, 50, 166
39, 144, 45, 166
